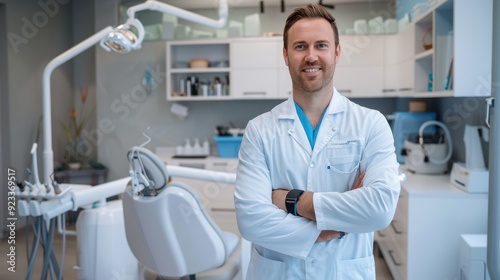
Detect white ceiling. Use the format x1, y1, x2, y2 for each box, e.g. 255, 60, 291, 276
160, 0, 388, 10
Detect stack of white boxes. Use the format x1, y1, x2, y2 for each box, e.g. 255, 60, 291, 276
460, 234, 490, 280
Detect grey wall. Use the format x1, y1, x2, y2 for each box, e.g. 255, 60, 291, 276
0, 3, 8, 239
438, 97, 490, 166
0, 0, 75, 233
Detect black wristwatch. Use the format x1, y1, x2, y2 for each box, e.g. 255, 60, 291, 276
285, 189, 305, 216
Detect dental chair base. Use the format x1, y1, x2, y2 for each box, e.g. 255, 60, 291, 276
75, 200, 139, 279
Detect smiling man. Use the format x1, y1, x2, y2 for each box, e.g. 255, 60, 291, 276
234, 3, 401, 279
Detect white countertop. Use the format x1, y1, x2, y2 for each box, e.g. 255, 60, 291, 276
399, 165, 488, 198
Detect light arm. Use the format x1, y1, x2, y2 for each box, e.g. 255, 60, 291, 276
42, 26, 114, 184
126, 0, 228, 29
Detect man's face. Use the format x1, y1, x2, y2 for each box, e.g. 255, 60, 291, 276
283, 18, 340, 94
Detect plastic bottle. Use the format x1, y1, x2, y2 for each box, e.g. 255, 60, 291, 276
202, 139, 210, 155
183, 138, 193, 155
193, 138, 202, 155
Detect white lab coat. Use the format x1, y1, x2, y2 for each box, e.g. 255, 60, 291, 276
234, 89, 400, 279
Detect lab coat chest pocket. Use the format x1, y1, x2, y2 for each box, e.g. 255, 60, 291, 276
324, 141, 361, 190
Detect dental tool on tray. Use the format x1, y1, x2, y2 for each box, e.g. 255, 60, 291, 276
17, 143, 72, 218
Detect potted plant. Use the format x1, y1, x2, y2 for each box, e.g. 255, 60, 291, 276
61, 87, 94, 170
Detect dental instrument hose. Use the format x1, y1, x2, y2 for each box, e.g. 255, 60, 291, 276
24, 216, 64, 280
26, 217, 41, 280
40, 218, 56, 280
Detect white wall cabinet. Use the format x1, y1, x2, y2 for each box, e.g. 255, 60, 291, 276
376, 169, 488, 280
231, 38, 279, 99
230, 38, 283, 99
276, 41, 293, 99
335, 35, 385, 97
410, 0, 492, 97
384, 25, 415, 97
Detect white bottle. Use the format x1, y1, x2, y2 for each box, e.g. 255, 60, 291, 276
183, 138, 193, 155
176, 145, 184, 155
202, 139, 210, 155
193, 138, 202, 155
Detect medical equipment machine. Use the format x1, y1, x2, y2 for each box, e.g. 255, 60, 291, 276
389, 111, 437, 163
18, 1, 229, 279
450, 125, 490, 193
403, 120, 452, 174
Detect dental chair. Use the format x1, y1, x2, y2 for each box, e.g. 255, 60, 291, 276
122, 146, 241, 280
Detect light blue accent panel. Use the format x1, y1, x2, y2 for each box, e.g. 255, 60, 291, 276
396, 0, 429, 21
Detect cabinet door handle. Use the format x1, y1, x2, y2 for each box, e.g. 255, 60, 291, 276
179, 163, 205, 169
382, 88, 397, 93
243, 91, 266, 95
388, 250, 402, 266
212, 162, 228, 167
398, 87, 413, 92
391, 220, 403, 234
337, 89, 352, 94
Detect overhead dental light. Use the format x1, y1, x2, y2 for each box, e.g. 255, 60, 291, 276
100, 18, 144, 53
41, 0, 228, 184
100, 0, 228, 53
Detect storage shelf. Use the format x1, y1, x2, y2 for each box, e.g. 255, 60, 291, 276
415, 49, 434, 60
410, 0, 492, 98
167, 39, 232, 101
168, 95, 233, 101
413, 7, 433, 25
170, 68, 230, 74
408, 90, 453, 98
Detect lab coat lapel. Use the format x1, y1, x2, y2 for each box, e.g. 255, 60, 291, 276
312, 90, 346, 158
312, 116, 336, 158
278, 98, 312, 156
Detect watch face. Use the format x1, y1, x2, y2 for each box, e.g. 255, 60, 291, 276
286, 190, 304, 216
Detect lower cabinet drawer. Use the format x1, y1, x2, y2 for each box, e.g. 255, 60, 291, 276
377, 238, 405, 280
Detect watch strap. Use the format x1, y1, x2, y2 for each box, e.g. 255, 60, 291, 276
338, 231, 346, 239
285, 189, 304, 216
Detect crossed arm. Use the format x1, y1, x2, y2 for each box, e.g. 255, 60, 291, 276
271, 172, 365, 242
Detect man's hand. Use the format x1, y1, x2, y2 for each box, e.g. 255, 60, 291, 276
351, 171, 365, 190
272, 189, 288, 211
316, 230, 341, 242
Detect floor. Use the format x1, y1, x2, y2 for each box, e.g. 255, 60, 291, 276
1, 223, 393, 280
